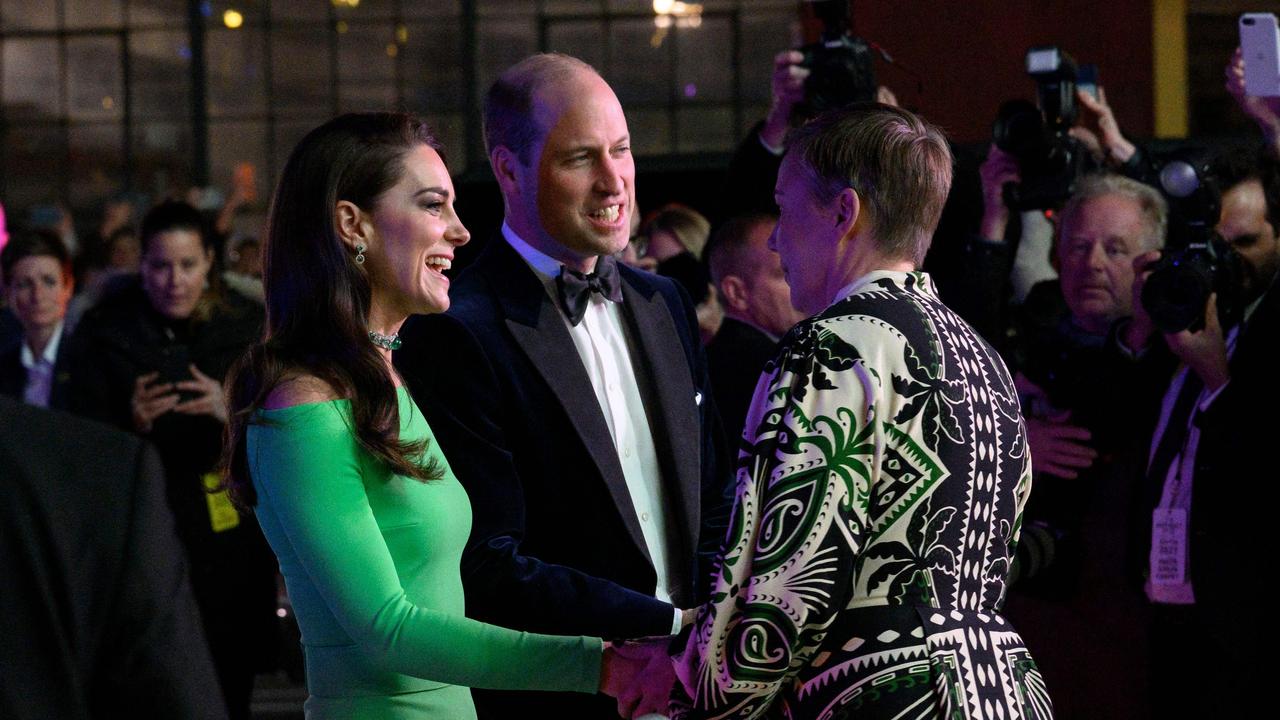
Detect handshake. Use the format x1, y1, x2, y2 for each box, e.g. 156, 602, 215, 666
600, 636, 681, 719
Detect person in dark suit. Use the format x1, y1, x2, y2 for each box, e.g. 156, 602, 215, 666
1138, 148, 1280, 719
703, 213, 804, 443
0, 230, 77, 409
0, 396, 227, 720
395, 53, 729, 719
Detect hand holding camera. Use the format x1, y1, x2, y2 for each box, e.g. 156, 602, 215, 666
761, 50, 809, 151
1072, 86, 1137, 166
978, 144, 1020, 241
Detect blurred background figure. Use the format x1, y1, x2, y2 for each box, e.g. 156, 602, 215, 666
0, 395, 229, 720
0, 230, 76, 410
703, 212, 804, 442
70, 200, 277, 720
639, 203, 721, 343
66, 224, 141, 332
222, 235, 264, 304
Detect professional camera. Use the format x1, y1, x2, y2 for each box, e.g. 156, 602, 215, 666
795, 0, 877, 119
1140, 149, 1246, 333
992, 47, 1090, 211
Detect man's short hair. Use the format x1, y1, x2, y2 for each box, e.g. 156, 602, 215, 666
1058, 172, 1168, 251
786, 103, 952, 265
1, 228, 71, 285
1217, 146, 1280, 232
483, 53, 598, 165
706, 212, 776, 287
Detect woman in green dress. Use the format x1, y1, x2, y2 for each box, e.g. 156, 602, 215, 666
221, 113, 633, 718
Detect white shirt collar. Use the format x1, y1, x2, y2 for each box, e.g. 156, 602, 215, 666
502, 222, 564, 283
19, 322, 63, 370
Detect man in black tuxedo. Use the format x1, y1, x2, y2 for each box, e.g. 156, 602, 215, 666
396, 53, 728, 718
0, 396, 227, 719
704, 213, 804, 443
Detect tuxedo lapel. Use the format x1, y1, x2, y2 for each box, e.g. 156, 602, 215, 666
481, 239, 653, 566
618, 276, 701, 574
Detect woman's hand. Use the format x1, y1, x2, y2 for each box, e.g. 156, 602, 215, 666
173, 364, 229, 423
131, 371, 179, 434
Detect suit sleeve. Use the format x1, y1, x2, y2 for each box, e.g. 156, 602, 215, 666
397, 312, 678, 638
671, 335, 861, 720
250, 402, 603, 690
97, 440, 230, 720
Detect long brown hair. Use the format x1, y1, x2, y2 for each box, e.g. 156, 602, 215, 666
222, 112, 443, 506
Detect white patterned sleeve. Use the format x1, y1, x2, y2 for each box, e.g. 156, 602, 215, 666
671, 339, 870, 720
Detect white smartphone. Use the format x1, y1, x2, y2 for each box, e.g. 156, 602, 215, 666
1240, 12, 1280, 97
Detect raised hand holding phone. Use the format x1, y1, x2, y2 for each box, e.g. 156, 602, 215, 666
1240, 13, 1280, 97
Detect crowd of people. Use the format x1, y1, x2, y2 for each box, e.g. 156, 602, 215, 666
1, 29, 1278, 720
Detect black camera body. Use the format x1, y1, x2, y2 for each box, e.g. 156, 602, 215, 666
795, 0, 876, 119
993, 47, 1089, 211
1141, 151, 1245, 333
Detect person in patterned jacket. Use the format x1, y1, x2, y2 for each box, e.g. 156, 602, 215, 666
614, 104, 1052, 720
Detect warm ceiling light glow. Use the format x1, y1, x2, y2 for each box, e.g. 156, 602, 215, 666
332, 0, 361, 8
336, 20, 349, 33
222, 9, 243, 29
653, 0, 674, 13
102, 96, 115, 110
386, 43, 399, 58
396, 24, 409, 44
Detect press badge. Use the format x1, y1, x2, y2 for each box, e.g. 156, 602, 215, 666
203, 472, 241, 533
1150, 507, 1187, 585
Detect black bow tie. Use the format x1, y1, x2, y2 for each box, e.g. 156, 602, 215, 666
556, 256, 623, 326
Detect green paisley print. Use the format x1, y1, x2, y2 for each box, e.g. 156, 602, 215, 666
672, 271, 1052, 720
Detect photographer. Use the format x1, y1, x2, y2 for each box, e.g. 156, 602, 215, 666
1003, 173, 1172, 720
957, 60, 1156, 346
717, 0, 889, 223
1136, 142, 1279, 717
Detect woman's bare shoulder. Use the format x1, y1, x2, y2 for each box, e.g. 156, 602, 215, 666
262, 374, 343, 410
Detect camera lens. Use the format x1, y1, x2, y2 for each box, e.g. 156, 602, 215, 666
1142, 255, 1214, 333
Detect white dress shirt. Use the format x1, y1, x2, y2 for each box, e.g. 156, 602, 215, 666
20, 322, 63, 408
503, 224, 683, 634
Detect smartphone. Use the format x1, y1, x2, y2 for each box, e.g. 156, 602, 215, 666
1077, 63, 1099, 100
156, 345, 200, 403
1240, 12, 1280, 97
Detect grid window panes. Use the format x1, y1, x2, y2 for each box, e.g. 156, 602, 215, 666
2, 0, 797, 220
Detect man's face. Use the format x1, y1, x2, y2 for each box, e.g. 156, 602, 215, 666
1217, 179, 1280, 302
735, 219, 805, 337
768, 154, 843, 317
1056, 194, 1150, 335
514, 70, 635, 267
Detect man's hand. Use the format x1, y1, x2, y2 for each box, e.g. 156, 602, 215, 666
601, 638, 676, 719
1165, 293, 1230, 393
173, 364, 229, 424
978, 144, 1019, 242
131, 372, 179, 434
1025, 415, 1098, 479
760, 50, 809, 151
1073, 86, 1136, 166
1226, 46, 1280, 156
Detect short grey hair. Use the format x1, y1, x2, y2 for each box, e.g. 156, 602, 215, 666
786, 103, 953, 266
1059, 172, 1168, 250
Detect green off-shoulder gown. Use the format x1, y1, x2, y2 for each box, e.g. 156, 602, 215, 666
248, 387, 601, 719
